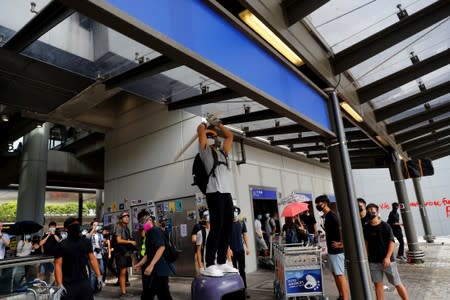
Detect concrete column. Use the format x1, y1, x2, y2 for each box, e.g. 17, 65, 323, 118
412, 177, 434, 243
390, 159, 425, 263
16, 123, 50, 225
325, 89, 373, 300
95, 190, 103, 221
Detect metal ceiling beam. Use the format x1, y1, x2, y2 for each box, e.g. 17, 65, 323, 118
3, 1, 74, 52
270, 135, 325, 146
374, 80, 450, 121
394, 116, 450, 143
281, 0, 330, 26
105, 55, 181, 89
220, 109, 282, 124
411, 143, 450, 160
167, 88, 239, 110
402, 127, 450, 151
429, 149, 450, 161
291, 145, 325, 153
307, 149, 385, 159
332, 0, 450, 74
347, 140, 378, 149
345, 130, 369, 140
386, 101, 450, 134
358, 49, 450, 102
408, 137, 450, 157
306, 152, 328, 159
245, 124, 307, 137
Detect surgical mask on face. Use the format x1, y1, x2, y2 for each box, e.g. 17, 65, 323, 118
234, 211, 239, 218
60, 232, 67, 239
265, 213, 270, 218
206, 215, 210, 222
49, 228, 56, 233
24, 235, 31, 240
369, 212, 377, 220
257, 215, 262, 220
143, 222, 153, 232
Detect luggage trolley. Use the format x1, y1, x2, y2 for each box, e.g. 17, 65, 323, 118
273, 243, 324, 300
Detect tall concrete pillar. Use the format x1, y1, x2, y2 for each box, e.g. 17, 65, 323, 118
325, 89, 373, 300
96, 190, 103, 221
16, 123, 50, 225
390, 159, 425, 263
412, 177, 434, 243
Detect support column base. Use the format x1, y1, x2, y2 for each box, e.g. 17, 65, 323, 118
424, 235, 435, 243
406, 249, 425, 264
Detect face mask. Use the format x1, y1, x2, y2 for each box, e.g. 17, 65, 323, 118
257, 215, 262, 220
265, 213, 270, 218
369, 212, 377, 220
25, 235, 31, 240
359, 207, 364, 212
67, 223, 81, 239
60, 232, 67, 239
206, 215, 210, 222
49, 228, 56, 233
316, 204, 323, 212
143, 222, 153, 232
234, 211, 239, 218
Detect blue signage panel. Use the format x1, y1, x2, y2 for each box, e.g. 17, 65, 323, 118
252, 188, 277, 200
105, 0, 331, 131
285, 269, 322, 295
327, 195, 336, 203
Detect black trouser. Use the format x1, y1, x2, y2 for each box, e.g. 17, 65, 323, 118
62, 279, 93, 300
392, 227, 404, 257
231, 250, 247, 288
205, 192, 233, 266
141, 274, 172, 300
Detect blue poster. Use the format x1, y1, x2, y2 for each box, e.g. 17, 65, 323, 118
285, 269, 322, 295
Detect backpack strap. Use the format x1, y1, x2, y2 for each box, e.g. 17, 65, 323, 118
207, 147, 228, 179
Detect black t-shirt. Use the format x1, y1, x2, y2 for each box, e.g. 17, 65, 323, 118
387, 211, 401, 231
363, 221, 395, 263
55, 237, 92, 283
42, 234, 59, 256
300, 214, 317, 234
324, 211, 344, 254
230, 221, 247, 252
191, 223, 203, 240
113, 223, 132, 255
360, 214, 371, 227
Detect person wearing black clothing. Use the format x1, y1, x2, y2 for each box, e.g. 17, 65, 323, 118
134, 218, 173, 300
191, 208, 208, 273
228, 206, 250, 298
358, 198, 371, 226
40, 221, 60, 283
364, 203, 409, 300
387, 202, 406, 261
54, 217, 102, 300
315, 195, 349, 300
300, 210, 317, 244
113, 211, 136, 298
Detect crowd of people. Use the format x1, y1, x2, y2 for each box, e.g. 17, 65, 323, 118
0, 115, 410, 300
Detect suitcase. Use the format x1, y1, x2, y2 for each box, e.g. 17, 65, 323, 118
191, 273, 245, 300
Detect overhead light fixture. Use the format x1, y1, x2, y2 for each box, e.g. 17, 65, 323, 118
239, 9, 303, 67
340, 102, 363, 122
1, 114, 9, 122
375, 135, 389, 146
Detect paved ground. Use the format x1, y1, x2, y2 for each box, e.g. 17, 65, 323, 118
95, 236, 450, 299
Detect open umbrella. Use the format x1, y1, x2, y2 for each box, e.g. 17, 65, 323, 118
281, 202, 309, 217
6, 220, 43, 235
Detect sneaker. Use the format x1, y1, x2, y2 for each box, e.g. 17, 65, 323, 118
217, 263, 239, 273
396, 256, 407, 262
201, 265, 224, 277
119, 293, 134, 298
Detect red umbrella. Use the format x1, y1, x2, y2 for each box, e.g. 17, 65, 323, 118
281, 202, 309, 217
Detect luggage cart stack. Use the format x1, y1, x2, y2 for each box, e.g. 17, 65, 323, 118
273, 243, 324, 300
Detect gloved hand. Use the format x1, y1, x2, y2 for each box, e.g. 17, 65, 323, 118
95, 276, 103, 293
206, 113, 221, 127
53, 285, 67, 300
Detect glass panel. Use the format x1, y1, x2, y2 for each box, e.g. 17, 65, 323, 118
21, 12, 155, 79
0, 0, 52, 47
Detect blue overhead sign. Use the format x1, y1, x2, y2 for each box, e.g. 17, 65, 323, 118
252, 188, 277, 200
105, 0, 331, 131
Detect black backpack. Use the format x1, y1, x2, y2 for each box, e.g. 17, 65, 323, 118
192, 147, 228, 194
163, 232, 178, 263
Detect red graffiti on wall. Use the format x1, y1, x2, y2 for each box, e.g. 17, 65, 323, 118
446, 206, 450, 218
378, 198, 449, 217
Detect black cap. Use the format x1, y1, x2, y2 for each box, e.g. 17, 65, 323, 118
64, 217, 78, 228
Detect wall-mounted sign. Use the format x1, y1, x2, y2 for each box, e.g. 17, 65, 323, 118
252, 188, 277, 200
